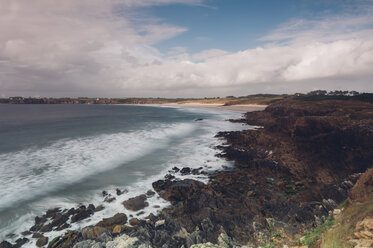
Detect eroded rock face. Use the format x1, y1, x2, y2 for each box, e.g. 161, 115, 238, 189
122, 195, 149, 211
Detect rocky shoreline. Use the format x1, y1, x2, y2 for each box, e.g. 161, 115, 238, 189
1, 98, 373, 248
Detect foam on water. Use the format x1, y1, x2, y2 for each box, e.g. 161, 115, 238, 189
0, 106, 251, 246
0, 122, 195, 211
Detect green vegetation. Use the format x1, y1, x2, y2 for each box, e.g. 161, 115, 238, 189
297, 217, 334, 246
47, 236, 61, 248
321, 197, 373, 248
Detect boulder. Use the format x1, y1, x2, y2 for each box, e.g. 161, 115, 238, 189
96, 213, 128, 229
36, 236, 48, 247
122, 195, 149, 211
82, 226, 107, 240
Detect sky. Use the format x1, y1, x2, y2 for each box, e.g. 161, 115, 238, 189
0, 0, 372, 97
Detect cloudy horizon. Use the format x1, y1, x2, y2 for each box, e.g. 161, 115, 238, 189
0, 0, 372, 98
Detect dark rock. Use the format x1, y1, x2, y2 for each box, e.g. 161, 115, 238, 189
32, 233, 44, 239
116, 188, 123, 196
87, 204, 95, 211
50, 214, 68, 228
194, 118, 203, 121
0, 241, 13, 248
171, 167, 180, 173
36, 236, 48, 247
136, 211, 145, 216
94, 205, 104, 212
21, 231, 31, 236
46, 208, 60, 218
70, 206, 93, 223
146, 190, 156, 197
104, 196, 116, 203
14, 238, 28, 248
96, 213, 128, 229
122, 194, 149, 211
5, 234, 15, 239
40, 224, 52, 233
164, 174, 175, 180
102, 191, 108, 197
180, 167, 191, 175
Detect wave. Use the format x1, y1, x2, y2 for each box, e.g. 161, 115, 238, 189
0, 122, 196, 211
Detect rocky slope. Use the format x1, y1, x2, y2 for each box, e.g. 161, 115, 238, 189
1, 99, 372, 248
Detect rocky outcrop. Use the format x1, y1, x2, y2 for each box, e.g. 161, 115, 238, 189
122, 195, 149, 211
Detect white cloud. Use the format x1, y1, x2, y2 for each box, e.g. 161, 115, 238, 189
0, 0, 372, 97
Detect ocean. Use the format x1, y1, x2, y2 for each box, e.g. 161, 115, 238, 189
0, 104, 250, 246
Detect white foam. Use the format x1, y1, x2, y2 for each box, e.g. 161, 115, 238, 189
0, 122, 195, 211
0, 106, 253, 247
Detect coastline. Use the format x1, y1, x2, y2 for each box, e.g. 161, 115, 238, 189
139, 103, 267, 113
1, 99, 373, 248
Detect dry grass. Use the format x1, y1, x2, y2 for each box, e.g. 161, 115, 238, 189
320, 198, 373, 248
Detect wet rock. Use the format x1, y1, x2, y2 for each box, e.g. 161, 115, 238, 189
94, 205, 104, 212
115, 189, 123, 196
40, 224, 53, 233
152, 179, 205, 203
104, 196, 116, 203
96, 213, 128, 229
51, 214, 68, 228
136, 211, 145, 216
55, 223, 71, 231
164, 174, 175, 180
0, 241, 13, 248
87, 204, 95, 211
5, 234, 15, 239
36, 236, 48, 247
146, 190, 155, 197
102, 191, 108, 197
180, 167, 191, 175
71, 206, 94, 223
14, 238, 28, 248
32, 233, 44, 239
46, 208, 61, 218
122, 195, 149, 211
195, 118, 203, 121
172, 167, 180, 173
192, 167, 203, 175
20, 231, 31, 236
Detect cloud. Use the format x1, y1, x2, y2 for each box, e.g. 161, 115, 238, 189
0, 0, 372, 97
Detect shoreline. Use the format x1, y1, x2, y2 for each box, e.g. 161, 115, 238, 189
2, 99, 373, 248
138, 103, 267, 113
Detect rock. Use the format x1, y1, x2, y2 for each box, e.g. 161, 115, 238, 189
71, 206, 93, 223
32, 233, 44, 239
164, 174, 175, 180
88, 204, 95, 211
129, 218, 141, 226
21, 231, 31, 236
146, 190, 155, 197
95, 230, 113, 243
55, 231, 82, 248
155, 219, 165, 228
14, 238, 28, 247
180, 167, 191, 175
82, 226, 107, 240
106, 234, 138, 248
333, 208, 342, 217
171, 167, 180, 173
95, 205, 104, 212
46, 208, 61, 218
116, 189, 123, 196
96, 213, 128, 229
0, 241, 13, 248
73, 240, 103, 248
36, 236, 48, 247
104, 196, 116, 203
51, 214, 68, 228
102, 191, 108, 197
122, 195, 149, 211
112, 225, 134, 234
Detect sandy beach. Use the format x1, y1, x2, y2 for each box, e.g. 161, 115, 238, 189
153, 103, 267, 112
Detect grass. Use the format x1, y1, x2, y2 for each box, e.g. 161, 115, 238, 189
320, 197, 373, 248
298, 217, 334, 247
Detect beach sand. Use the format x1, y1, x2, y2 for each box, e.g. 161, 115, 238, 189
157, 103, 267, 113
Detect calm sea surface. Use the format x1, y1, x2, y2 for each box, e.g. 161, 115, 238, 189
0, 104, 248, 245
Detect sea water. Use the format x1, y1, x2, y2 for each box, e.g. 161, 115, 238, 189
0, 104, 251, 246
